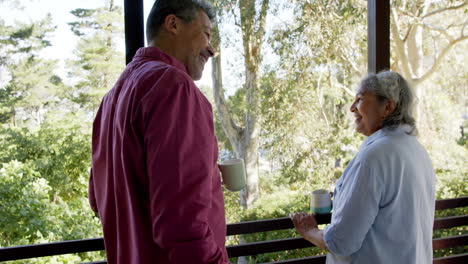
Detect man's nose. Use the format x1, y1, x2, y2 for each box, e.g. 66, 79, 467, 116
206, 42, 215, 57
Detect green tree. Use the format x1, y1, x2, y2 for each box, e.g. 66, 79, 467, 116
389, 0, 467, 201
210, 0, 271, 210
221, 1, 466, 261
0, 2, 111, 262
260, 0, 367, 188
66, 0, 124, 112
390, 0, 467, 129
0, 14, 62, 126
0, 123, 103, 263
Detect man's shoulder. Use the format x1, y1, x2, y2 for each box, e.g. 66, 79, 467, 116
128, 59, 193, 96
132, 60, 201, 104
139, 59, 190, 82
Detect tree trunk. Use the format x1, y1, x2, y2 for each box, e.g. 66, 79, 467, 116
391, 0, 468, 130
211, 15, 262, 264
406, 23, 424, 125
211, 32, 261, 210
211, 0, 269, 210
236, 43, 261, 207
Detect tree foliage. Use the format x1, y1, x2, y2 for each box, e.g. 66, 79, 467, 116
225, 0, 466, 261
210, 0, 274, 209
0, 0, 466, 263
259, 0, 367, 189
65, 0, 124, 111
0, 1, 121, 262
0, 14, 62, 126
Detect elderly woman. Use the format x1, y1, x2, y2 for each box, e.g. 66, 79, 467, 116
290, 71, 436, 263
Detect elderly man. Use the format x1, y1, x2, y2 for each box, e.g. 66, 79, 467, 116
88, 0, 229, 263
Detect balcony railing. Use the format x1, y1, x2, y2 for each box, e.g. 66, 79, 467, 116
1, 197, 467, 263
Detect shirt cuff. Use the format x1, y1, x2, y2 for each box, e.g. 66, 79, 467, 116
323, 224, 338, 255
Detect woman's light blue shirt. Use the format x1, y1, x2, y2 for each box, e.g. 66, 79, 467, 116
323, 125, 436, 264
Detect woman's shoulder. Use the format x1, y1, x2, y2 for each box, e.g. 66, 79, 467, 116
359, 130, 427, 167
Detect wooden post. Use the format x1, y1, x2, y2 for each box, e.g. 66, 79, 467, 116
368, 0, 390, 73
124, 0, 145, 65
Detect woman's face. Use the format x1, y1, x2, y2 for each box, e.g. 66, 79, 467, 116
350, 88, 387, 136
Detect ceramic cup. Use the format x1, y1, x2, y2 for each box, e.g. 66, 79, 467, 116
218, 159, 247, 192
310, 189, 332, 214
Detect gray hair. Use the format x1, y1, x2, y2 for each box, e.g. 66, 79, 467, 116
359, 71, 417, 135
146, 0, 215, 43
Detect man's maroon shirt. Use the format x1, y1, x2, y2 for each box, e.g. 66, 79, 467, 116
89, 47, 228, 263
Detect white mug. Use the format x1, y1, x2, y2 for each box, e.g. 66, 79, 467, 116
218, 159, 247, 192
310, 189, 332, 214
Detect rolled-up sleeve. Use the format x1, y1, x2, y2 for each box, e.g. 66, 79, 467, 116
143, 78, 226, 263
324, 161, 383, 256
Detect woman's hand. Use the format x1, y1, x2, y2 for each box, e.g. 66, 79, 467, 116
289, 212, 329, 251
290, 212, 319, 237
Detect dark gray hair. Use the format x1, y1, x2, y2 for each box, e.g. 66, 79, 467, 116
146, 0, 215, 43
359, 71, 417, 135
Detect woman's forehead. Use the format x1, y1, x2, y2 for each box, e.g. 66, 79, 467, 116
356, 86, 374, 96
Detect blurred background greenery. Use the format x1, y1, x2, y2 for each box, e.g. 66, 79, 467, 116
0, 0, 466, 263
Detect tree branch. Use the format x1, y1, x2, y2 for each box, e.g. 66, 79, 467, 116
447, 21, 468, 30
422, 2, 467, 19
391, 8, 413, 79
462, 19, 467, 35
335, 82, 355, 97
255, 0, 270, 38
419, 0, 432, 18
419, 22, 453, 41
211, 21, 242, 145
402, 24, 413, 43
317, 70, 330, 129
400, 5, 466, 41
229, 6, 241, 28
395, 7, 416, 18
339, 54, 361, 77
394, 8, 413, 42
414, 35, 468, 85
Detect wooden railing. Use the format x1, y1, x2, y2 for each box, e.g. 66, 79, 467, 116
1, 197, 467, 263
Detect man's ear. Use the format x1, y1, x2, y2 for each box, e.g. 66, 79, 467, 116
162, 14, 179, 34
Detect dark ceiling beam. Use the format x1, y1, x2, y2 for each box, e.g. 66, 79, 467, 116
124, 0, 145, 65
367, 0, 390, 73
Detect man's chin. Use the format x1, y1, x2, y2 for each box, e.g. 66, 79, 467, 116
191, 73, 202, 81
190, 68, 203, 81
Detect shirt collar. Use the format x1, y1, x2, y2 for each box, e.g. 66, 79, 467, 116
361, 124, 412, 148
133, 47, 188, 74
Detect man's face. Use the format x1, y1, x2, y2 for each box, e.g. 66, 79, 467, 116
177, 10, 214, 80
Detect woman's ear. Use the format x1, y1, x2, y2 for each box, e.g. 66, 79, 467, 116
385, 100, 397, 116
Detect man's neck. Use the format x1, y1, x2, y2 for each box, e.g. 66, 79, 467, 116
149, 37, 181, 63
